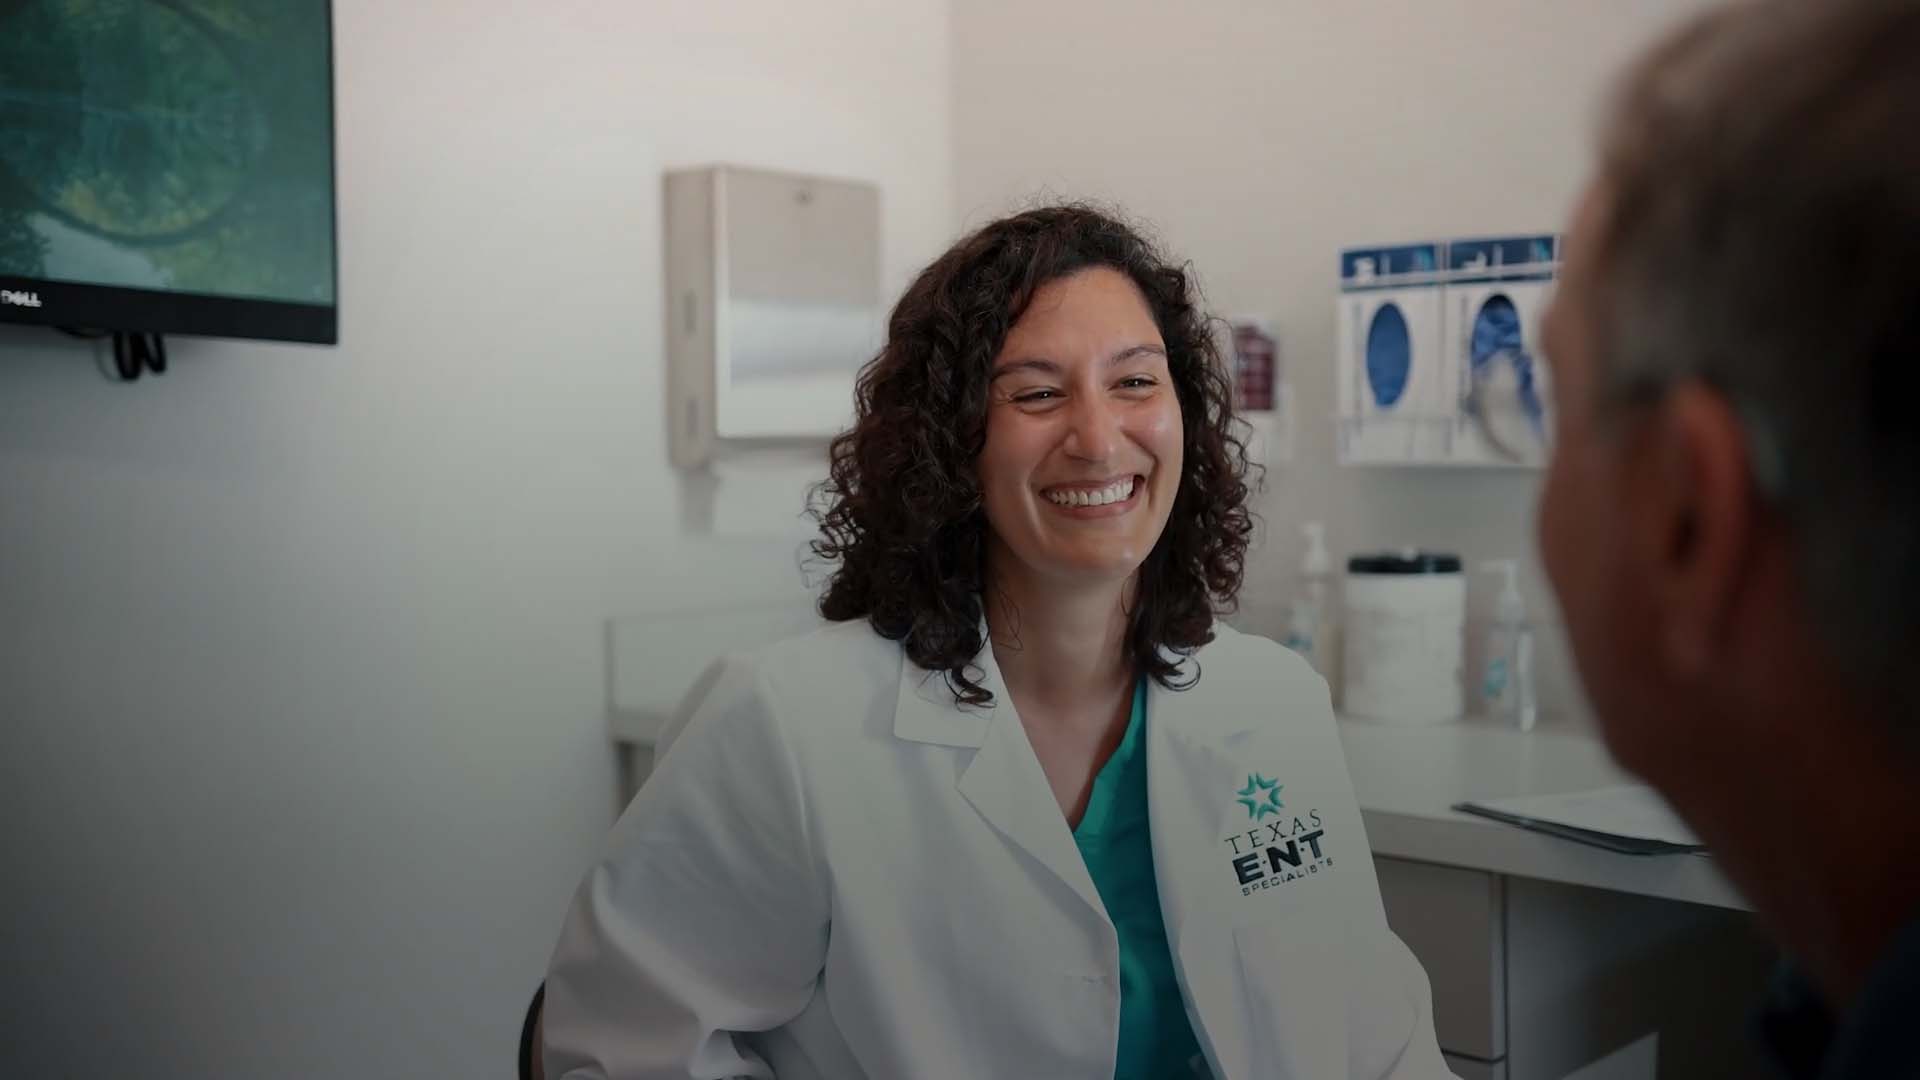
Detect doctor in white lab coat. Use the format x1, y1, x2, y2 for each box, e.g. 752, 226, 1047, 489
544, 205, 1452, 1079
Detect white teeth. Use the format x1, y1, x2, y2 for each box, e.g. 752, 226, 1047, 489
1045, 476, 1135, 507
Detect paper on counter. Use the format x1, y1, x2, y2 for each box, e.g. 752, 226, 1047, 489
1460, 784, 1703, 849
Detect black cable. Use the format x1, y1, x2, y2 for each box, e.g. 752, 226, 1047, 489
113, 333, 141, 382
106, 332, 168, 382
517, 982, 545, 1080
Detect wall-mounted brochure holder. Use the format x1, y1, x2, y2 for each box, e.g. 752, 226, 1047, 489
1241, 391, 1293, 478
1222, 315, 1293, 473
1336, 235, 1560, 468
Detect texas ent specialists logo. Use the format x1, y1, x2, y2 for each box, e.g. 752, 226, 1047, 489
1224, 773, 1331, 897
1, 289, 43, 308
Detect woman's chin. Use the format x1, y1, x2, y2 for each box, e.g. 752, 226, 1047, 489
1033, 551, 1149, 588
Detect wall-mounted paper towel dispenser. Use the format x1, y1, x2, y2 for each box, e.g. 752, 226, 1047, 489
664, 166, 883, 468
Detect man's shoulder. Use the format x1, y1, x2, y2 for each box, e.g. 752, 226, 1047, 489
1756, 913, 1920, 1080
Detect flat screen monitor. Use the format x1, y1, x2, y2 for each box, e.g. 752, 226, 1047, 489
0, 0, 337, 344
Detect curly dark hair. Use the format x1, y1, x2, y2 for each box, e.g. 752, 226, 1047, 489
808, 204, 1255, 707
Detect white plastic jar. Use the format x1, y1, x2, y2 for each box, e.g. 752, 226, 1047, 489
1341, 551, 1466, 724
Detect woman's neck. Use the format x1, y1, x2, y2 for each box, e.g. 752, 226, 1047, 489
983, 557, 1134, 723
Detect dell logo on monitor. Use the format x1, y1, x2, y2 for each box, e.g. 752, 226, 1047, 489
1, 289, 43, 308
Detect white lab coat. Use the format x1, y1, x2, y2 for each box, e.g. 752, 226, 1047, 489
545, 619, 1453, 1079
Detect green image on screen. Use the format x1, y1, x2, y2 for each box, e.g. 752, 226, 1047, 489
0, 0, 334, 306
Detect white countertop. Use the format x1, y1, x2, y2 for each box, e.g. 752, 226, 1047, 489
1338, 714, 1750, 911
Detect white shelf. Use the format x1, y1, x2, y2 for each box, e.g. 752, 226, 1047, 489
1335, 411, 1545, 470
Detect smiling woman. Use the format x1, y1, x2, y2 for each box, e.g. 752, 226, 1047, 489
811, 205, 1251, 709
981, 273, 1182, 589
540, 205, 1454, 1080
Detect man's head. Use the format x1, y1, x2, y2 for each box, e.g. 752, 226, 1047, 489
1539, 0, 1920, 781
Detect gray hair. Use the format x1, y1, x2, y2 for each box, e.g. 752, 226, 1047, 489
1591, 0, 1920, 723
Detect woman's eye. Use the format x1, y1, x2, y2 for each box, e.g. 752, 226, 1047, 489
1013, 389, 1060, 403
1118, 376, 1156, 390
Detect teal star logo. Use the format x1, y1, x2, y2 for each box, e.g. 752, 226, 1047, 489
1236, 774, 1284, 820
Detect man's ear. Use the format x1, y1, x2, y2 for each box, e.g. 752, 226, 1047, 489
1636, 381, 1758, 676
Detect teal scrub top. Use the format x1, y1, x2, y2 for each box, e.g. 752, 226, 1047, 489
1072, 679, 1210, 1079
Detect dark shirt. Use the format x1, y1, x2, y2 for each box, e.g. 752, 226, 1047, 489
1754, 914, 1920, 1079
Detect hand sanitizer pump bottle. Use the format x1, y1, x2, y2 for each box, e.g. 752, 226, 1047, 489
1284, 522, 1336, 683
1481, 559, 1536, 731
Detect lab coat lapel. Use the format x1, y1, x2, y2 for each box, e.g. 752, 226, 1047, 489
1145, 643, 1264, 952
958, 696, 1110, 924
892, 643, 1108, 925
1146, 650, 1263, 1080
958, 646, 1113, 923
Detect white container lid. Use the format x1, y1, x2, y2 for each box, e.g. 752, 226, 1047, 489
1347, 550, 1463, 575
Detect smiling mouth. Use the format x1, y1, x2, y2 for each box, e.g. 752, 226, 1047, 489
1041, 475, 1140, 509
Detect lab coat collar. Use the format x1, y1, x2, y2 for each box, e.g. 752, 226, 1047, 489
891, 624, 1214, 930
889, 631, 1105, 917
891, 624, 1224, 747
891, 639, 997, 749
889, 623, 1271, 1078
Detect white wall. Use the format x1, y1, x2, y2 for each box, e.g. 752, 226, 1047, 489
0, 2, 951, 1076
0, 4, 1735, 1073
951, 0, 1717, 723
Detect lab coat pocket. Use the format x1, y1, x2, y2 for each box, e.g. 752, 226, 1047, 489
1345, 933, 1425, 1078
1231, 918, 1349, 1080
1232, 920, 1423, 1080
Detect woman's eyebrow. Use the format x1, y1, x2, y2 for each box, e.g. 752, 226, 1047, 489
989, 344, 1166, 382
989, 357, 1062, 382
1109, 343, 1167, 365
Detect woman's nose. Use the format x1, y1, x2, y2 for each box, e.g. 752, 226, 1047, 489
1063, 394, 1120, 462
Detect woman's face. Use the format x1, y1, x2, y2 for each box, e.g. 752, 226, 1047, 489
978, 267, 1185, 589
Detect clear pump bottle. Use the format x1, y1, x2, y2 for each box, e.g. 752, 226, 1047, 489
1481, 560, 1536, 731
1283, 522, 1336, 681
